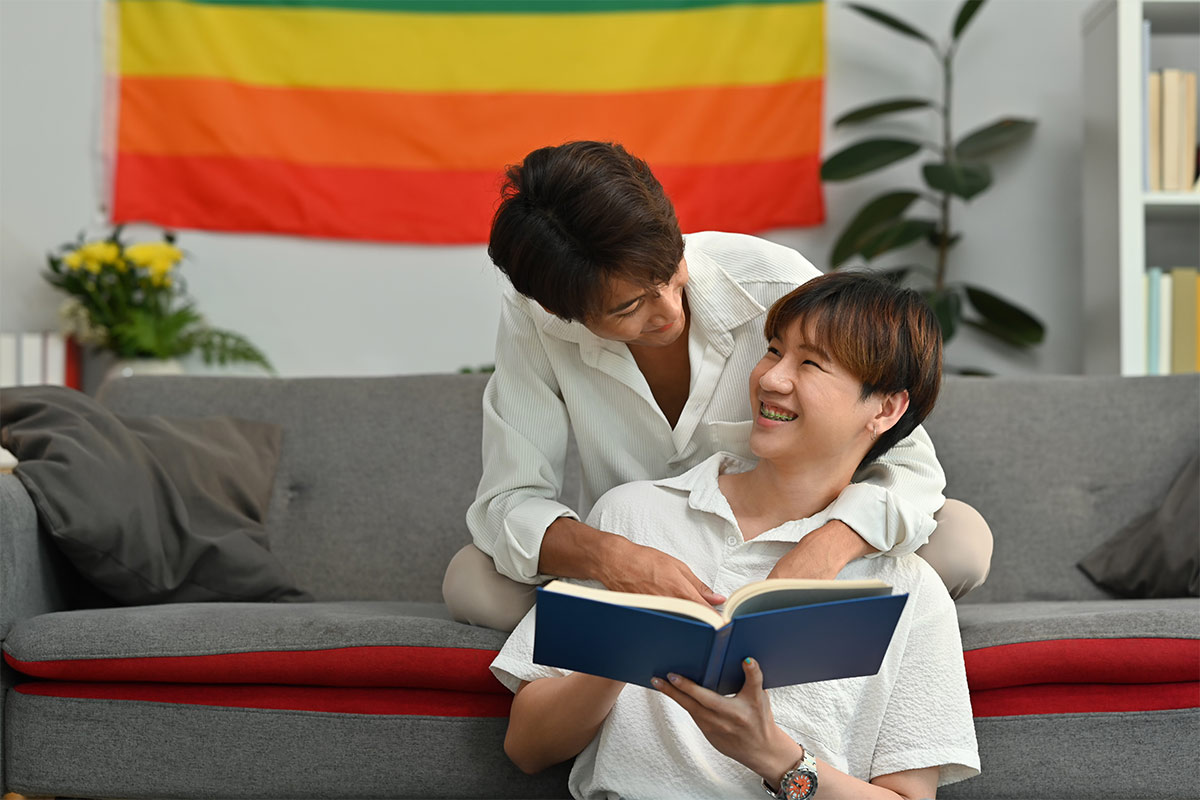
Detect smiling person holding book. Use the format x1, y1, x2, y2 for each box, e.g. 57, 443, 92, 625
445, 141, 993, 633
491, 272, 980, 800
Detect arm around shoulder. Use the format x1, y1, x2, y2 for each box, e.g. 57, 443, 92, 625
829, 424, 945, 557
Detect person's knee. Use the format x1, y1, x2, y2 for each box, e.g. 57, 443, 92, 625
442, 544, 538, 631
920, 499, 994, 600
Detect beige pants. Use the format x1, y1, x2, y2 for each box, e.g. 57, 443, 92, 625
442, 499, 993, 632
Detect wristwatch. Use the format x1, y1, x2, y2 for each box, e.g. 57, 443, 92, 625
762, 747, 818, 800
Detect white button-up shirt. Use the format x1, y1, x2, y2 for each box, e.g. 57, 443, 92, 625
491, 453, 980, 800
468, 232, 946, 583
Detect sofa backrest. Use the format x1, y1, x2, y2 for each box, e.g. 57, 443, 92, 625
98, 374, 551, 603
101, 373, 1198, 605
923, 374, 1198, 603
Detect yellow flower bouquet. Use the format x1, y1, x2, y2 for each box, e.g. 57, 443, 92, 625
45, 228, 272, 371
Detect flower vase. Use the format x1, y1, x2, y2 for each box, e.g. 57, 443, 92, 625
105, 358, 185, 381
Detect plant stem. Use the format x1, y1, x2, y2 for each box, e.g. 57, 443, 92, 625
936, 48, 953, 293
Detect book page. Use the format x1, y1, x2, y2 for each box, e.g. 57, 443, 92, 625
724, 578, 891, 620
541, 580, 726, 628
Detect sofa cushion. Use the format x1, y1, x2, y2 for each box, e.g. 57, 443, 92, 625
956, 598, 1200, 650
4, 688, 572, 800
957, 599, 1200, 718
15, 682, 512, 717
3, 601, 509, 693
1078, 452, 1199, 598
0, 385, 307, 604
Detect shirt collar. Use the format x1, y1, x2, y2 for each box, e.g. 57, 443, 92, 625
654, 452, 836, 543
536, 234, 765, 346
654, 452, 752, 518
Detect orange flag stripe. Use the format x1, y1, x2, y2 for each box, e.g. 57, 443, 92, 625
118, 77, 822, 171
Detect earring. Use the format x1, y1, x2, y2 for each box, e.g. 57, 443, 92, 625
871, 426, 878, 441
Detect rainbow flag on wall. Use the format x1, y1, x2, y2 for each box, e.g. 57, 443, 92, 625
109, 0, 825, 244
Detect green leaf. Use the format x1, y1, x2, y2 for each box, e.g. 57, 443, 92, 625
924, 288, 962, 342
878, 266, 919, 284
952, 0, 985, 41
922, 162, 992, 200
830, 191, 921, 266
834, 98, 933, 126
192, 327, 275, 372
859, 218, 938, 260
963, 285, 1045, 346
927, 229, 962, 250
946, 364, 995, 376
955, 118, 1036, 159
821, 139, 922, 181
847, 3, 937, 48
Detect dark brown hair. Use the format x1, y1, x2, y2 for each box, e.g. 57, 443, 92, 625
764, 271, 944, 466
488, 141, 684, 321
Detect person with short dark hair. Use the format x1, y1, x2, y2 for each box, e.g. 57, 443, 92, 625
444, 141, 992, 632
492, 272, 980, 800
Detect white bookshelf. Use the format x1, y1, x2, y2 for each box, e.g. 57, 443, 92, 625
1082, 0, 1200, 375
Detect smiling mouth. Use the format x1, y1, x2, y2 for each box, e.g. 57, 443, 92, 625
759, 402, 797, 422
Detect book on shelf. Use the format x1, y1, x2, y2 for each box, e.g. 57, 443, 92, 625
1170, 268, 1198, 374
1149, 70, 1163, 191
1143, 20, 1153, 191
1159, 271, 1173, 376
1161, 69, 1184, 192
1149, 68, 1199, 192
1147, 267, 1162, 372
1185, 72, 1197, 192
532, 578, 907, 695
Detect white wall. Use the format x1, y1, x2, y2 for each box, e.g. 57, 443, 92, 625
1, 0, 1092, 377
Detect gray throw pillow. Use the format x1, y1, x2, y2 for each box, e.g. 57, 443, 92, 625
1077, 453, 1199, 598
0, 385, 310, 604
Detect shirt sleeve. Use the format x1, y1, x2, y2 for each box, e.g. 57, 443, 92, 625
489, 605, 571, 694
869, 570, 980, 786
465, 292, 580, 584
826, 424, 946, 557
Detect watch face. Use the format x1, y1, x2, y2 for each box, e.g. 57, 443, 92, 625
782, 767, 816, 800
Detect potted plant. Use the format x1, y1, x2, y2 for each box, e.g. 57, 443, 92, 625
45, 227, 273, 378
820, 0, 1044, 368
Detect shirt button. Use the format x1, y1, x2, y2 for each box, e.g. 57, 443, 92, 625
726, 536, 738, 547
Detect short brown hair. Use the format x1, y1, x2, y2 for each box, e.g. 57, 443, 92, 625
764, 271, 943, 466
488, 141, 684, 321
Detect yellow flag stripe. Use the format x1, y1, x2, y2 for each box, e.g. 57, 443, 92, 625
118, 0, 824, 92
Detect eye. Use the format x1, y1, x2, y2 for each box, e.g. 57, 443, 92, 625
615, 301, 642, 318
766, 346, 782, 357
803, 360, 819, 367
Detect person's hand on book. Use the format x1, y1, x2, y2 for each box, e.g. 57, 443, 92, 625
599, 539, 726, 607
651, 657, 805, 789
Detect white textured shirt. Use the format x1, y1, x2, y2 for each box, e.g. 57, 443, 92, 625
468, 231, 946, 583
491, 453, 980, 800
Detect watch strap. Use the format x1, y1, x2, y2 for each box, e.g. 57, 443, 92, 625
761, 747, 818, 800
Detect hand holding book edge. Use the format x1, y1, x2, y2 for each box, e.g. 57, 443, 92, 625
652, 657, 805, 789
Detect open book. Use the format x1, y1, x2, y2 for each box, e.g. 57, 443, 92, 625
533, 578, 907, 694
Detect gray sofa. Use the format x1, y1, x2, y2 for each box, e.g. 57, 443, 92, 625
0, 373, 1196, 799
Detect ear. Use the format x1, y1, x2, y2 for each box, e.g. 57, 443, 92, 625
871, 390, 910, 437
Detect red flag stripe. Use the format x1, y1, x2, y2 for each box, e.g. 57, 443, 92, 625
112, 153, 824, 244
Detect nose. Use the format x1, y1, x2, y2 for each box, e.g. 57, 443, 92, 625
648, 285, 683, 324
758, 361, 792, 393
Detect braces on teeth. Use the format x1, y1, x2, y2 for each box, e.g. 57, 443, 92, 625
760, 404, 796, 421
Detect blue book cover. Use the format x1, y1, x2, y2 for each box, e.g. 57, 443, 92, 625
533, 580, 908, 694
